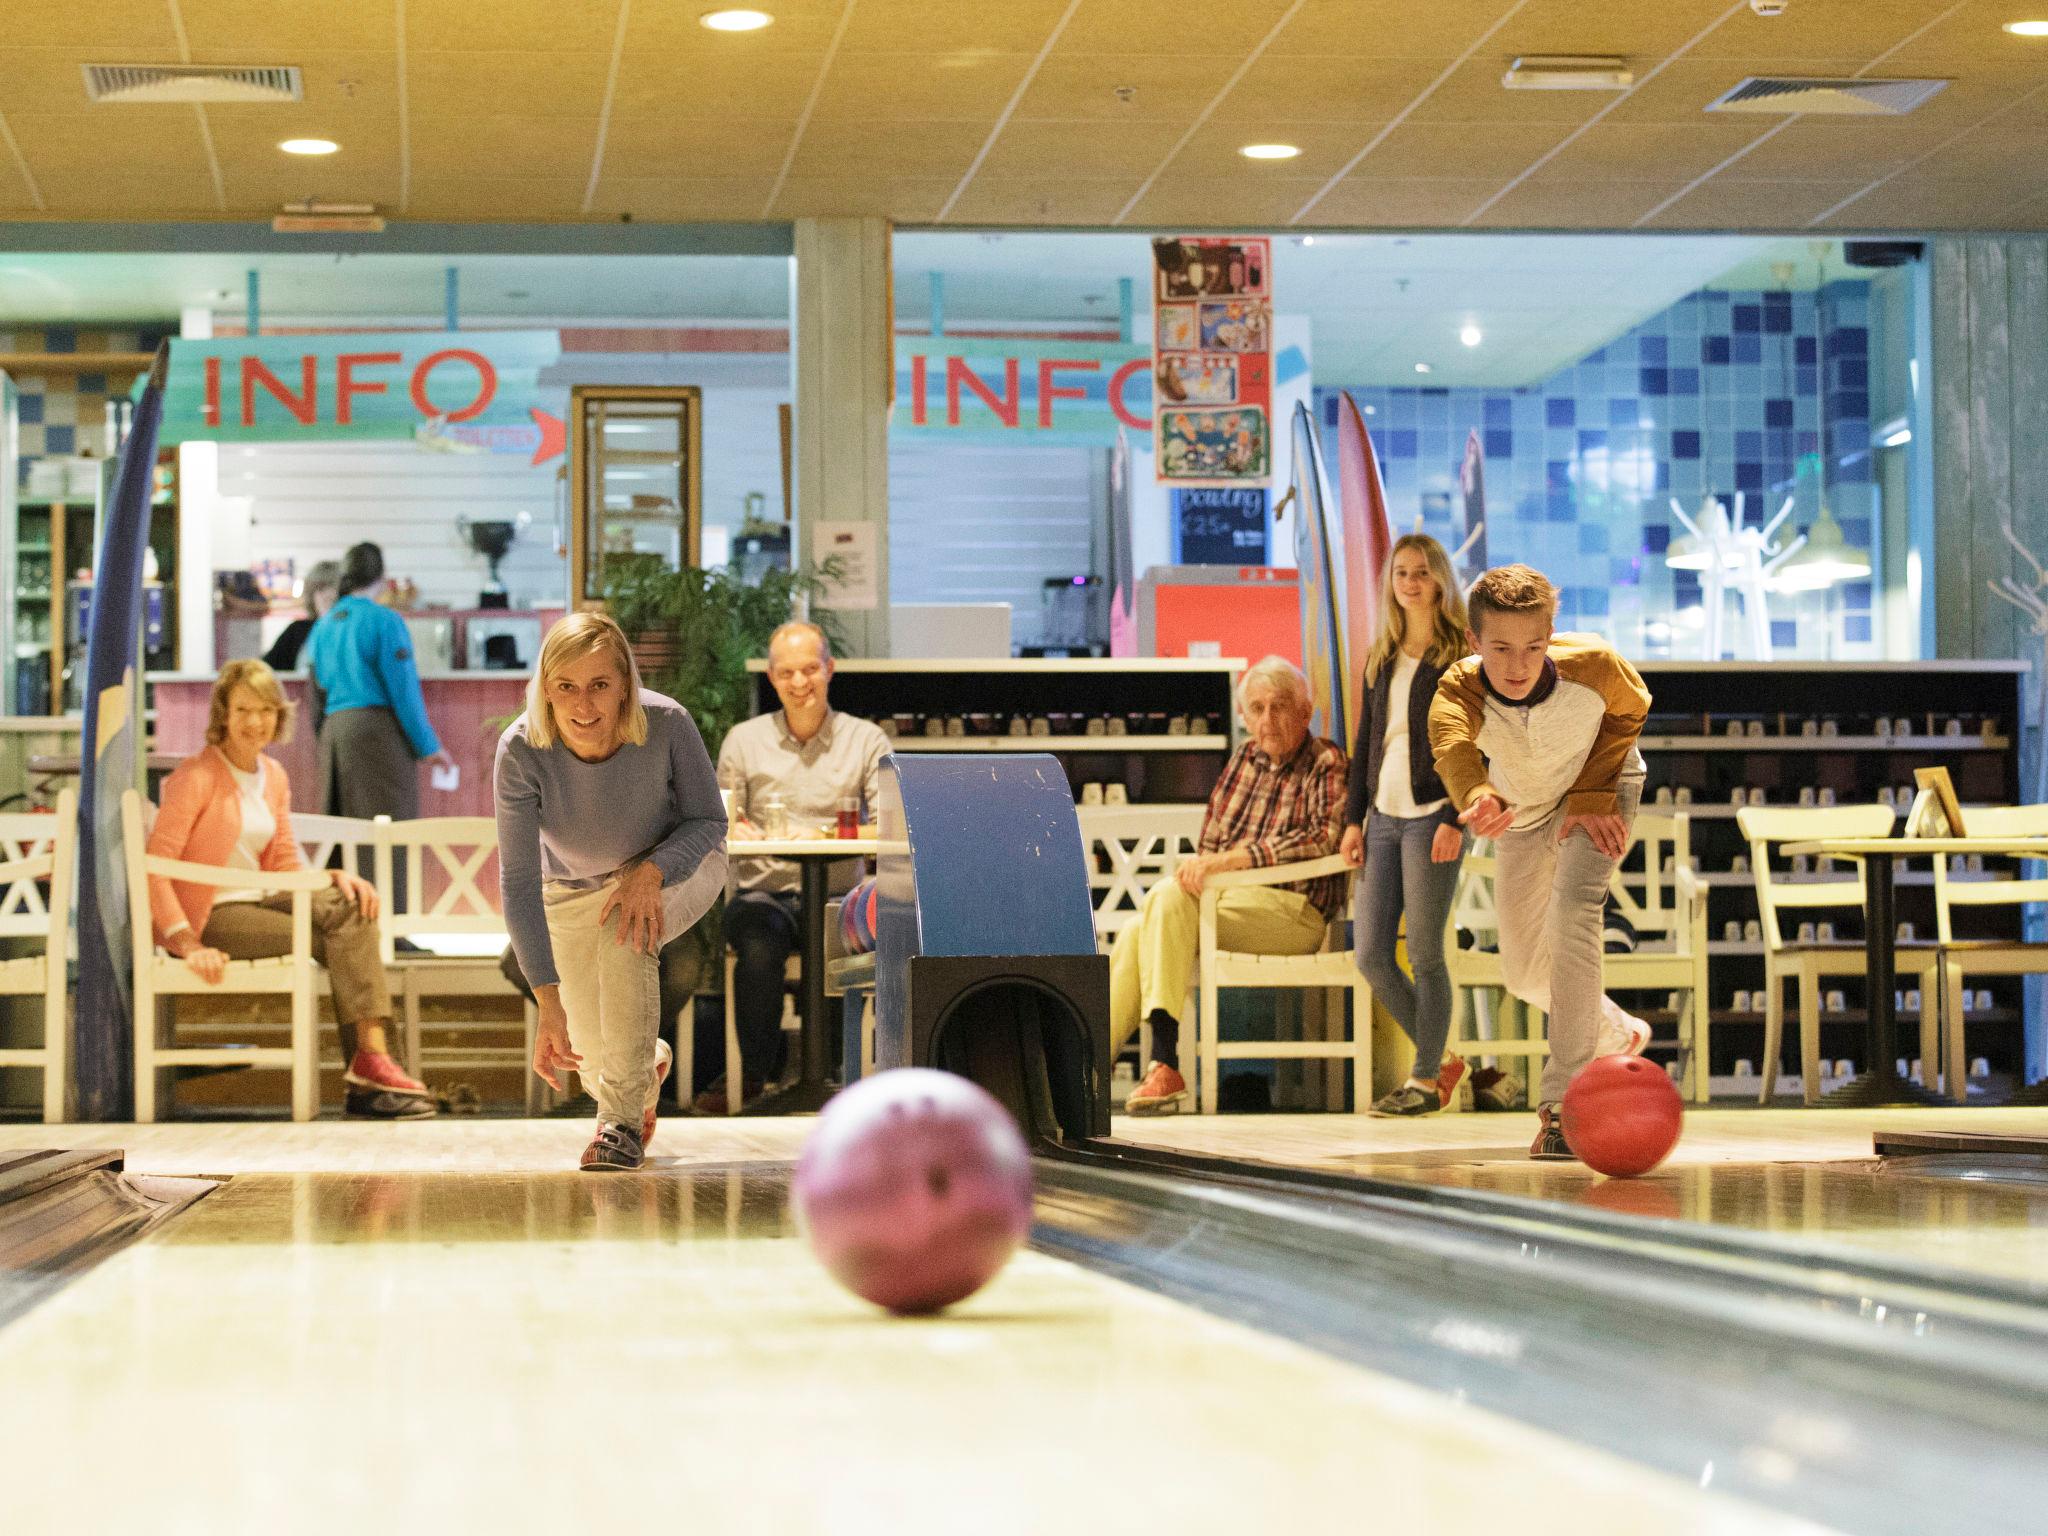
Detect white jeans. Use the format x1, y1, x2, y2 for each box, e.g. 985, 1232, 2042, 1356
1492, 779, 1643, 1106
544, 856, 724, 1128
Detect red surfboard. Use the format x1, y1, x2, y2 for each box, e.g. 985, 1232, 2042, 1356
1333, 390, 1393, 734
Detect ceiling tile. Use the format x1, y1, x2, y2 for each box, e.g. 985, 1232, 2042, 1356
406, 2, 618, 54
179, 0, 396, 54
0, 152, 40, 213
1400, 57, 1634, 125
1640, 179, 1874, 230
1210, 53, 1462, 124
608, 57, 817, 121
1492, 0, 1745, 57
627, 0, 849, 55
404, 175, 589, 220
1466, 178, 1695, 229
224, 165, 407, 211
941, 175, 1142, 225
786, 119, 987, 178
1688, 1, 1975, 65
840, 0, 1068, 54
40, 170, 224, 215
1057, 0, 1301, 57
407, 115, 601, 179
1304, 177, 1505, 226
1164, 121, 1404, 183
1536, 121, 1789, 183
3, 1, 178, 49
5, 108, 214, 173
1342, 121, 1572, 181
771, 174, 954, 219
588, 176, 780, 221
975, 119, 1191, 179
1011, 54, 1241, 122
1268, 0, 1522, 60
404, 50, 613, 110
601, 118, 796, 180
806, 52, 1036, 122
1817, 175, 2048, 230
1699, 119, 1936, 182
1121, 175, 1328, 227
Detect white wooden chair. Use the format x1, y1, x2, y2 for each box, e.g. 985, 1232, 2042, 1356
0, 790, 75, 1122
1442, 814, 1711, 1102
372, 814, 536, 1104
1442, 841, 1544, 1094
1197, 854, 1372, 1115
123, 788, 328, 1122
1078, 805, 1206, 946
1909, 794, 2048, 1101
1737, 803, 1941, 1106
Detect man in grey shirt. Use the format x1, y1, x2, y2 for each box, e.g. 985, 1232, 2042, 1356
705, 620, 888, 1114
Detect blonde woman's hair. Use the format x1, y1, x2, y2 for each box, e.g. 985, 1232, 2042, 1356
525, 611, 649, 751
206, 658, 294, 747
1362, 533, 1468, 686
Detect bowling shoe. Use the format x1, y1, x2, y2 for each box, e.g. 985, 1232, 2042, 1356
346, 1049, 430, 1098
1125, 1061, 1190, 1115
1435, 1056, 1469, 1109
690, 1072, 766, 1116
580, 1122, 645, 1173
1596, 1010, 1652, 1060
344, 1085, 438, 1120
1368, 1082, 1439, 1117
1529, 1103, 1575, 1161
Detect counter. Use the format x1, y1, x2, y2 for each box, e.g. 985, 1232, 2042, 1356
148, 672, 529, 817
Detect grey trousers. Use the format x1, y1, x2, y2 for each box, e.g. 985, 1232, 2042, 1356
1493, 778, 1643, 1106
1353, 811, 1463, 1081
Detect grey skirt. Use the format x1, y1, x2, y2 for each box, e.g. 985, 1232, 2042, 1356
318, 706, 418, 821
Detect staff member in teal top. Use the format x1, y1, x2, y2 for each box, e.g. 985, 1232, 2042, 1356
305, 542, 455, 914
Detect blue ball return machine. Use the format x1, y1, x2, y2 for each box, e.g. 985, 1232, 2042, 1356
864, 753, 1111, 1143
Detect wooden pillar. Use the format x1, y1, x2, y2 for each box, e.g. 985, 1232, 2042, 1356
792, 217, 892, 658
1930, 236, 2048, 661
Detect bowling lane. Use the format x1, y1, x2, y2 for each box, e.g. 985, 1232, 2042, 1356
0, 1142, 1831, 1536
1118, 1107, 2048, 1284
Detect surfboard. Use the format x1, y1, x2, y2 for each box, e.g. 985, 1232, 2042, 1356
1287, 401, 1346, 751
1455, 426, 1490, 585
1333, 390, 1392, 735
72, 343, 170, 1119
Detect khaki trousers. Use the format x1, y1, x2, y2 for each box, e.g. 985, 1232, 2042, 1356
202, 887, 392, 1060
1109, 877, 1327, 1054
544, 880, 665, 1129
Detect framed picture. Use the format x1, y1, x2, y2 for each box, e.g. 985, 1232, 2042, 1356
1913, 766, 1967, 837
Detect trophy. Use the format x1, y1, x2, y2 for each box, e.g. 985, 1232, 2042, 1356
456, 512, 529, 608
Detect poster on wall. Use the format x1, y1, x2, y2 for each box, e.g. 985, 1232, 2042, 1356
1173, 487, 1269, 564
1151, 236, 1272, 486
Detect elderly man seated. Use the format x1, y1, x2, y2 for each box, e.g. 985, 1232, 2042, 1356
1112, 655, 1349, 1115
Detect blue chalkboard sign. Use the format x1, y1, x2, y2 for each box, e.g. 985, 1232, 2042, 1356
1173, 487, 1268, 564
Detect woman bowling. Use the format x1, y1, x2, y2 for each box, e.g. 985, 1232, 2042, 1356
1341, 533, 1472, 1117
148, 658, 433, 1119
494, 612, 728, 1171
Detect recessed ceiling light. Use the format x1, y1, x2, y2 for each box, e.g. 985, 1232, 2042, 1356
1239, 143, 1300, 160
1460, 324, 1483, 348
279, 137, 338, 155
1414, 362, 1432, 374
1300, 234, 1316, 246
701, 8, 773, 30
2004, 19, 2048, 35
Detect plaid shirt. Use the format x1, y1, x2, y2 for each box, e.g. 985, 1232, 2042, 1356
1200, 735, 1350, 918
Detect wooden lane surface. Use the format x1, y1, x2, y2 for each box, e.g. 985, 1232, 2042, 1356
1120, 1107, 2048, 1284
0, 1122, 1833, 1536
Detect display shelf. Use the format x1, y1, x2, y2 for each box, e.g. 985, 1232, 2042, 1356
1640, 735, 2010, 752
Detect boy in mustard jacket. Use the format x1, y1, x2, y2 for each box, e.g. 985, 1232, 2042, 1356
1428, 565, 1653, 1160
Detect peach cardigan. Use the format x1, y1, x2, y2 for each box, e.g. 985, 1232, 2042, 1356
147, 747, 305, 942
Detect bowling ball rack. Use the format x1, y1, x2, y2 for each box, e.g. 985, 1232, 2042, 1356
1027, 1136, 2048, 1536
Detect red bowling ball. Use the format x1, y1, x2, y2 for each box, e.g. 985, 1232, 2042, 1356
792, 1067, 1034, 1315
1560, 1054, 1684, 1178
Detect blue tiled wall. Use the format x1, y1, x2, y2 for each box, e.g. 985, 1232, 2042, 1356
1317, 280, 1877, 658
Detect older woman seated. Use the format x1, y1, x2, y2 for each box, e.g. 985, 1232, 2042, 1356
148, 657, 434, 1119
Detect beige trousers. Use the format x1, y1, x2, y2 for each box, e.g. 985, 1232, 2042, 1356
544, 880, 666, 1129
1109, 877, 1327, 1053
203, 887, 392, 1060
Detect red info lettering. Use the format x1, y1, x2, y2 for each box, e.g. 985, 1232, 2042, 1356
409, 348, 497, 422
1108, 359, 1149, 430
240, 355, 318, 427
945, 355, 1019, 428
909, 354, 928, 426
336, 351, 402, 426
202, 356, 222, 428
1037, 358, 1097, 429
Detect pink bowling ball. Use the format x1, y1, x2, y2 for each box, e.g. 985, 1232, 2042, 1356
792, 1067, 1034, 1315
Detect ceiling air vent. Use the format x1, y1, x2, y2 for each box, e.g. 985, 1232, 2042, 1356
1706, 76, 1947, 116
83, 64, 302, 104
